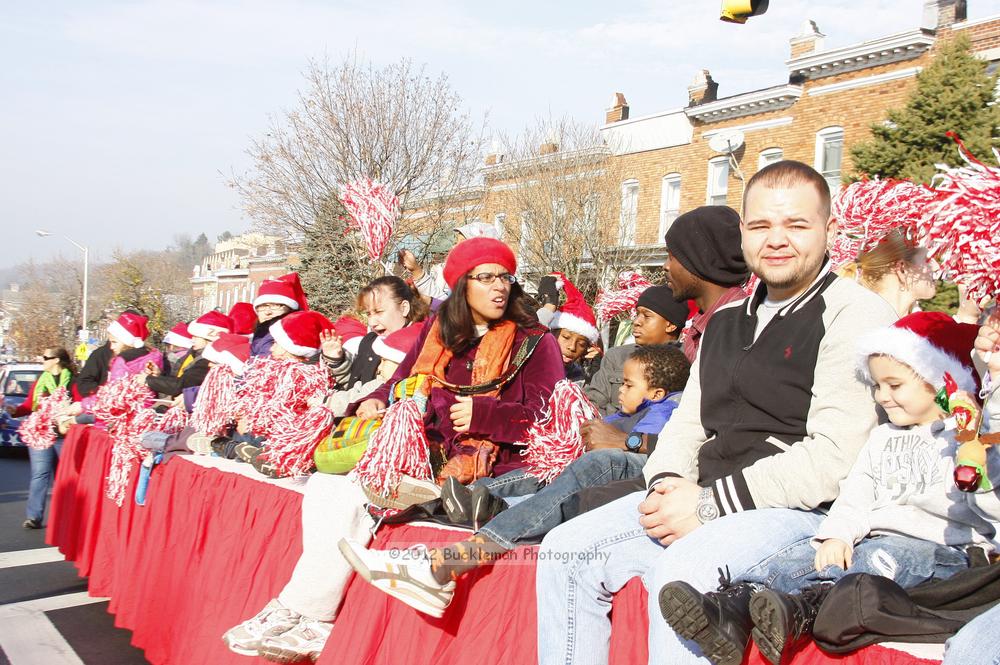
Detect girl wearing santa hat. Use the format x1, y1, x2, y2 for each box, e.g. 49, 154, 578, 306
223, 238, 564, 662
251, 272, 309, 357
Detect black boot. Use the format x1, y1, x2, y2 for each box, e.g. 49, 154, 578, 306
749, 584, 830, 665
658, 568, 755, 665
440, 478, 506, 529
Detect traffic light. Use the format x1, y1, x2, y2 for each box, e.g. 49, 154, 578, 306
720, 0, 769, 23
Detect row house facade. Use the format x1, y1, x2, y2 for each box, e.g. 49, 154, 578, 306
190, 233, 300, 314
405, 0, 1000, 277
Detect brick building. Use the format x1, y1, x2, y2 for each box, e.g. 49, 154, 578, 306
406, 0, 999, 277
190, 233, 300, 314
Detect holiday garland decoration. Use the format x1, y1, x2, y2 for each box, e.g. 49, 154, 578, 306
157, 403, 190, 435
829, 178, 937, 270
919, 133, 1000, 303
236, 356, 331, 439
521, 380, 601, 483
259, 405, 335, 477
338, 178, 399, 261
594, 271, 653, 323
353, 399, 433, 499
19, 388, 70, 450
92, 377, 157, 506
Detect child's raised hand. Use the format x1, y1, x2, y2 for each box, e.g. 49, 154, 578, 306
319, 330, 344, 360
814, 538, 853, 572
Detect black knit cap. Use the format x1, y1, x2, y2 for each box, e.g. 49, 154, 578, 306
665, 206, 749, 287
636, 285, 689, 329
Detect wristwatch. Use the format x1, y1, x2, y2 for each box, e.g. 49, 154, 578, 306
625, 432, 643, 452
696, 486, 720, 524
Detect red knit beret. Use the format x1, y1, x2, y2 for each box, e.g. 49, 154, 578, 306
443, 238, 517, 289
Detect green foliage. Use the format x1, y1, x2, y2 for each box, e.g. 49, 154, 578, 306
850, 35, 1000, 184
921, 280, 960, 315
298, 198, 379, 318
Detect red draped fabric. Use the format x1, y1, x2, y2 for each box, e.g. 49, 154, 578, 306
48, 426, 941, 665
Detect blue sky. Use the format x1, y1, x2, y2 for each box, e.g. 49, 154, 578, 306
2, 0, 997, 271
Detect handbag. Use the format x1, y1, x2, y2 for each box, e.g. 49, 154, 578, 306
313, 416, 381, 474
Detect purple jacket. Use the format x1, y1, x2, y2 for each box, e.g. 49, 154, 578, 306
365, 318, 564, 477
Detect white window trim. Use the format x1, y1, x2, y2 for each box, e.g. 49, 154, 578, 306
493, 212, 506, 240
814, 126, 845, 195
706, 156, 730, 206
758, 148, 783, 170
620, 179, 639, 246
658, 173, 682, 240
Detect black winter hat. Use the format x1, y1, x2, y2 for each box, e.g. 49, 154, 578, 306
665, 206, 749, 287
636, 285, 689, 329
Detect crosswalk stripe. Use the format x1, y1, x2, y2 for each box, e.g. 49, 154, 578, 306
0, 547, 65, 569
0, 592, 108, 665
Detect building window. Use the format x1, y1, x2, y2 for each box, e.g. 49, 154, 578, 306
658, 174, 682, 239
707, 157, 729, 206
758, 148, 783, 169
815, 127, 844, 195
619, 180, 639, 246
493, 213, 506, 239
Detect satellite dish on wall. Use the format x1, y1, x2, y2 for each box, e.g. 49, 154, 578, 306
708, 129, 746, 154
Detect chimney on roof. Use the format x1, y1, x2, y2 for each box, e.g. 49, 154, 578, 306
922, 0, 968, 29
790, 20, 825, 58
606, 92, 630, 123
687, 70, 718, 106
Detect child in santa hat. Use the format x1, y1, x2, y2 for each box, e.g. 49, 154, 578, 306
323, 322, 425, 417
251, 272, 308, 357
658, 311, 1000, 665
538, 272, 601, 384
142, 311, 233, 400
162, 322, 193, 369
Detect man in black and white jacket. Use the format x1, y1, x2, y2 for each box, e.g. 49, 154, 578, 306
535, 161, 898, 665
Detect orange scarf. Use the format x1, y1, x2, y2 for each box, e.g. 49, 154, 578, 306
410, 318, 518, 483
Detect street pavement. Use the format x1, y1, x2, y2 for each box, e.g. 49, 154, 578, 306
0, 447, 149, 665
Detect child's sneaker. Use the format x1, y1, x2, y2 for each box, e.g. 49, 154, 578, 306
749, 585, 830, 665
337, 538, 455, 618
658, 570, 755, 665
259, 617, 332, 663
222, 599, 301, 656
234, 442, 261, 464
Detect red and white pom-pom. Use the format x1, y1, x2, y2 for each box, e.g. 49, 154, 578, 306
919, 134, 1000, 302
595, 271, 653, 323
829, 178, 937, 270
105, 405, 158, 506
338, 178, 399, 260
91, 377, 152, 428
236, 357, 330, 438
353, 399, 432, 498
190, 364, 239, 435
19, 388, 70, 450
157, 404, 189, 435
521, 380, 601, 484
259, 405, 335, 477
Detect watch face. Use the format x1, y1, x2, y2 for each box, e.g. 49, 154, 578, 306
696, 500, 719, 523
626, 434, 642, 451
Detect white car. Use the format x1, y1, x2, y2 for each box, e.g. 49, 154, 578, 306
0, 362, 44, 446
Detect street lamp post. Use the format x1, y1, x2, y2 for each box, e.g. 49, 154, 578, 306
36, 230, 89, 340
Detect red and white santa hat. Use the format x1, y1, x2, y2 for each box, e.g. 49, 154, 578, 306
162, 322, 193, 349
857, 311, 980, 394
188, 311, 233, 341
270, 310, 335, 358
201, 332, 251, 375
547, 272, 600, 343
107, 312, 150, 349
333, 315, 368, 356
253, 272, 309, 312
227, 302, 257, 336
372, 322, 425, 364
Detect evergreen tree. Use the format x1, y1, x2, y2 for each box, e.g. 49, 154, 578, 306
850, 35, 999, 184
298, 198, 379, 318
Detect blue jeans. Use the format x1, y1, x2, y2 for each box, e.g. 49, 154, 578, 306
537, 491, 825, 665
474, 449, 647, 550
737, 534, 969, 593
26, 440, 63, 522
944, 602, 1000, 664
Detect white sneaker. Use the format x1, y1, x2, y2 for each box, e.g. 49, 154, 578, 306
223, 599, 302, 656
338, 538, 455, 618
259, 617, 332, 663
